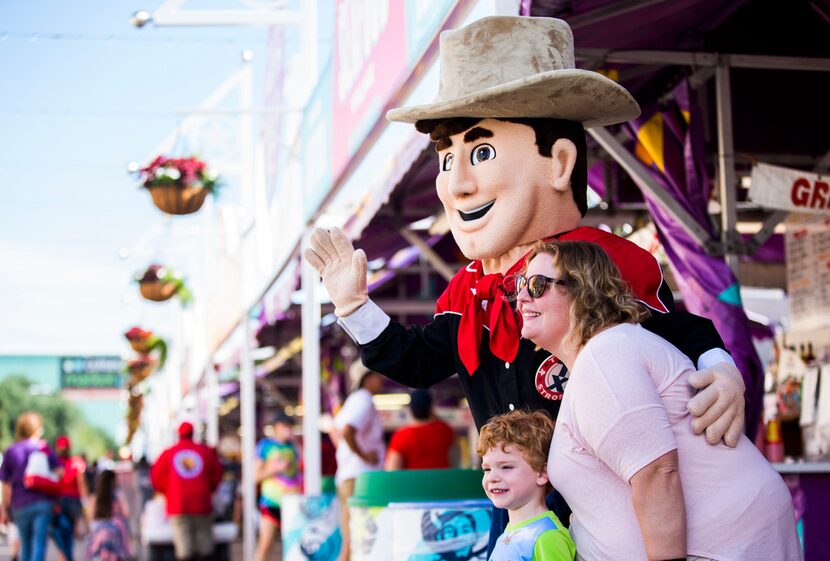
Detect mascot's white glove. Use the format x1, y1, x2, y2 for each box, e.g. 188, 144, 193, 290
303, 227, 368, 318
687, 362, 746, 447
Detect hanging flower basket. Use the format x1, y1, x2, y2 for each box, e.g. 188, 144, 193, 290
134, 264, 192, 305
125, 426, 138, 445
125, 392, 144, 444
128, 393, 144, 415
124, 327, 168, 368
126, 356, 156, 383
136, 155, 221, 216
147, 185, 209, 215
139, 279, 178, 302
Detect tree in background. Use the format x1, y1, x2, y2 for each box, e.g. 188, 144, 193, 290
0, 375, 115, 458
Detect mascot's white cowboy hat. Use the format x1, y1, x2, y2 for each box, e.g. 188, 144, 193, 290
386, 16, 640, 128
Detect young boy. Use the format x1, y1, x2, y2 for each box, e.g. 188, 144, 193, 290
478, 410, 575, 561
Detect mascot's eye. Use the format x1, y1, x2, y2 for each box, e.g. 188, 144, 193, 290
442, 153, 454, 171
471, 144, 496, 165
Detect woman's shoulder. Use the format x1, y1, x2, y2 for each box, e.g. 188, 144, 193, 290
579, 323, 693, 389
587, 322, 680, 354
583, 322, 643, 351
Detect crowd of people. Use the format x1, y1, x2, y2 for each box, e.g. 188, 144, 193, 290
0, 415, 239, 561
0, 387, 453, 561
0, 412, 135, 561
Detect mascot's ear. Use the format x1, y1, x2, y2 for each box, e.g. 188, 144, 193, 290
550, 138, 577, 195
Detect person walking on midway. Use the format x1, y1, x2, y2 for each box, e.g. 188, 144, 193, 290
150, 422, 223, 561
254, 411, 302, 561
385, 389, 454, 470
51, 435, 89, 561
0, 412, 61, 561
85, 470, 131, 561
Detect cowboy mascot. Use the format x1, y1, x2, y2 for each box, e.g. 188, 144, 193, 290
305, 15, 746, 550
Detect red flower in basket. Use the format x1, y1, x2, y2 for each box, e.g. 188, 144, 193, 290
124, 327, 168, 368
135, 155, 221, 215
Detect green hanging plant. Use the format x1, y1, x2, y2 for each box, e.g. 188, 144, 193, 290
124, 327, 168, 369
135, 264, 193, 305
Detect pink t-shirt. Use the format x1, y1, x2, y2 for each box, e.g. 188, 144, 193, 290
548, 323, 800, 561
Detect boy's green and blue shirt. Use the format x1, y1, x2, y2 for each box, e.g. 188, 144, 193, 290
488, 511, 575, 561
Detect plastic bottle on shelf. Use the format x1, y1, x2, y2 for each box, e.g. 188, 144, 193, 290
764, 418, 785, 463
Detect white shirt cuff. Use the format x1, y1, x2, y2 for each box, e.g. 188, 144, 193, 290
338, 299, 391, 345
697, 348, 735, 371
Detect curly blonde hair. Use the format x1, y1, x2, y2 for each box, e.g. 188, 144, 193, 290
526, 240, 649, 349
476, 410, 555, 473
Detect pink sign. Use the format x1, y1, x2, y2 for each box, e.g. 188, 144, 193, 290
332, 0, 408, 179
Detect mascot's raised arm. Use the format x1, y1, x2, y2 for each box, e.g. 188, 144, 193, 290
305, 12, 745, 504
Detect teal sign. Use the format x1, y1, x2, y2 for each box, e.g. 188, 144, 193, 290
60, 356, 122, 388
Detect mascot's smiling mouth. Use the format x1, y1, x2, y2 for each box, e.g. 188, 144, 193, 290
459, 200, 495, 222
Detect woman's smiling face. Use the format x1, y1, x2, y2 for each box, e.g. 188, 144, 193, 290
517, 252, 573, 355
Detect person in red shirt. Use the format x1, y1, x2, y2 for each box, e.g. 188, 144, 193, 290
150, 422, 223, 561
385, 390, 455, 470
50, 435, 89, 561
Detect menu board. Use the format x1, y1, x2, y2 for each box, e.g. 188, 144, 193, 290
786, 213, 830, 329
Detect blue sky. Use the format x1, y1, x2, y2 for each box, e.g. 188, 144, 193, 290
0, 1, 268, 354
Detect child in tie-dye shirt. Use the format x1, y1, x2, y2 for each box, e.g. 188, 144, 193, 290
255, 412, 302, 561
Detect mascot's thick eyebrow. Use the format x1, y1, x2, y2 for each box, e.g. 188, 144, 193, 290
463, 126, 494, 144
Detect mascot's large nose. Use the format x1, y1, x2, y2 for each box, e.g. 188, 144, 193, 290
447, 162, 477, 198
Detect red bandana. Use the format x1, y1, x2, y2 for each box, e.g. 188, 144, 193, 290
450, 259, 526, 376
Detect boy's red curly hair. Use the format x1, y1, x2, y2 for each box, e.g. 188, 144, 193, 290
476, 410, 555, 473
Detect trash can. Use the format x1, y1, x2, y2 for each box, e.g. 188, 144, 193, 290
282, 477, 342, 561
388, 499, 492, 561
349, 469, 491, 561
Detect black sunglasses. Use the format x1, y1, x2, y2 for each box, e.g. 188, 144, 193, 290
500, 274, 570, 301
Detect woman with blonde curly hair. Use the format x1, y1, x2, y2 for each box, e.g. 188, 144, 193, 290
0, 412, 61, 561
515, 240, 799, 561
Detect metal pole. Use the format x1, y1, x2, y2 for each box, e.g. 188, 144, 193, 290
589, 127, 714, 251
205, 364, 219, 446
301, 229, 322, 496
239, 317, 256, 561
239, 57, 257, 561
715, 62, 739, 273
398, 227, 455, 282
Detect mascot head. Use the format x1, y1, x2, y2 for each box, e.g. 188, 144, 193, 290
387, 16, 639, 263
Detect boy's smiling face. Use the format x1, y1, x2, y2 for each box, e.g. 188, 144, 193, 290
481, 444, 549, 513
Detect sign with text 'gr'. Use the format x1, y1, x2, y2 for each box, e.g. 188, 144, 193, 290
750, 162, 830, 214
60, 356, 122, 389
